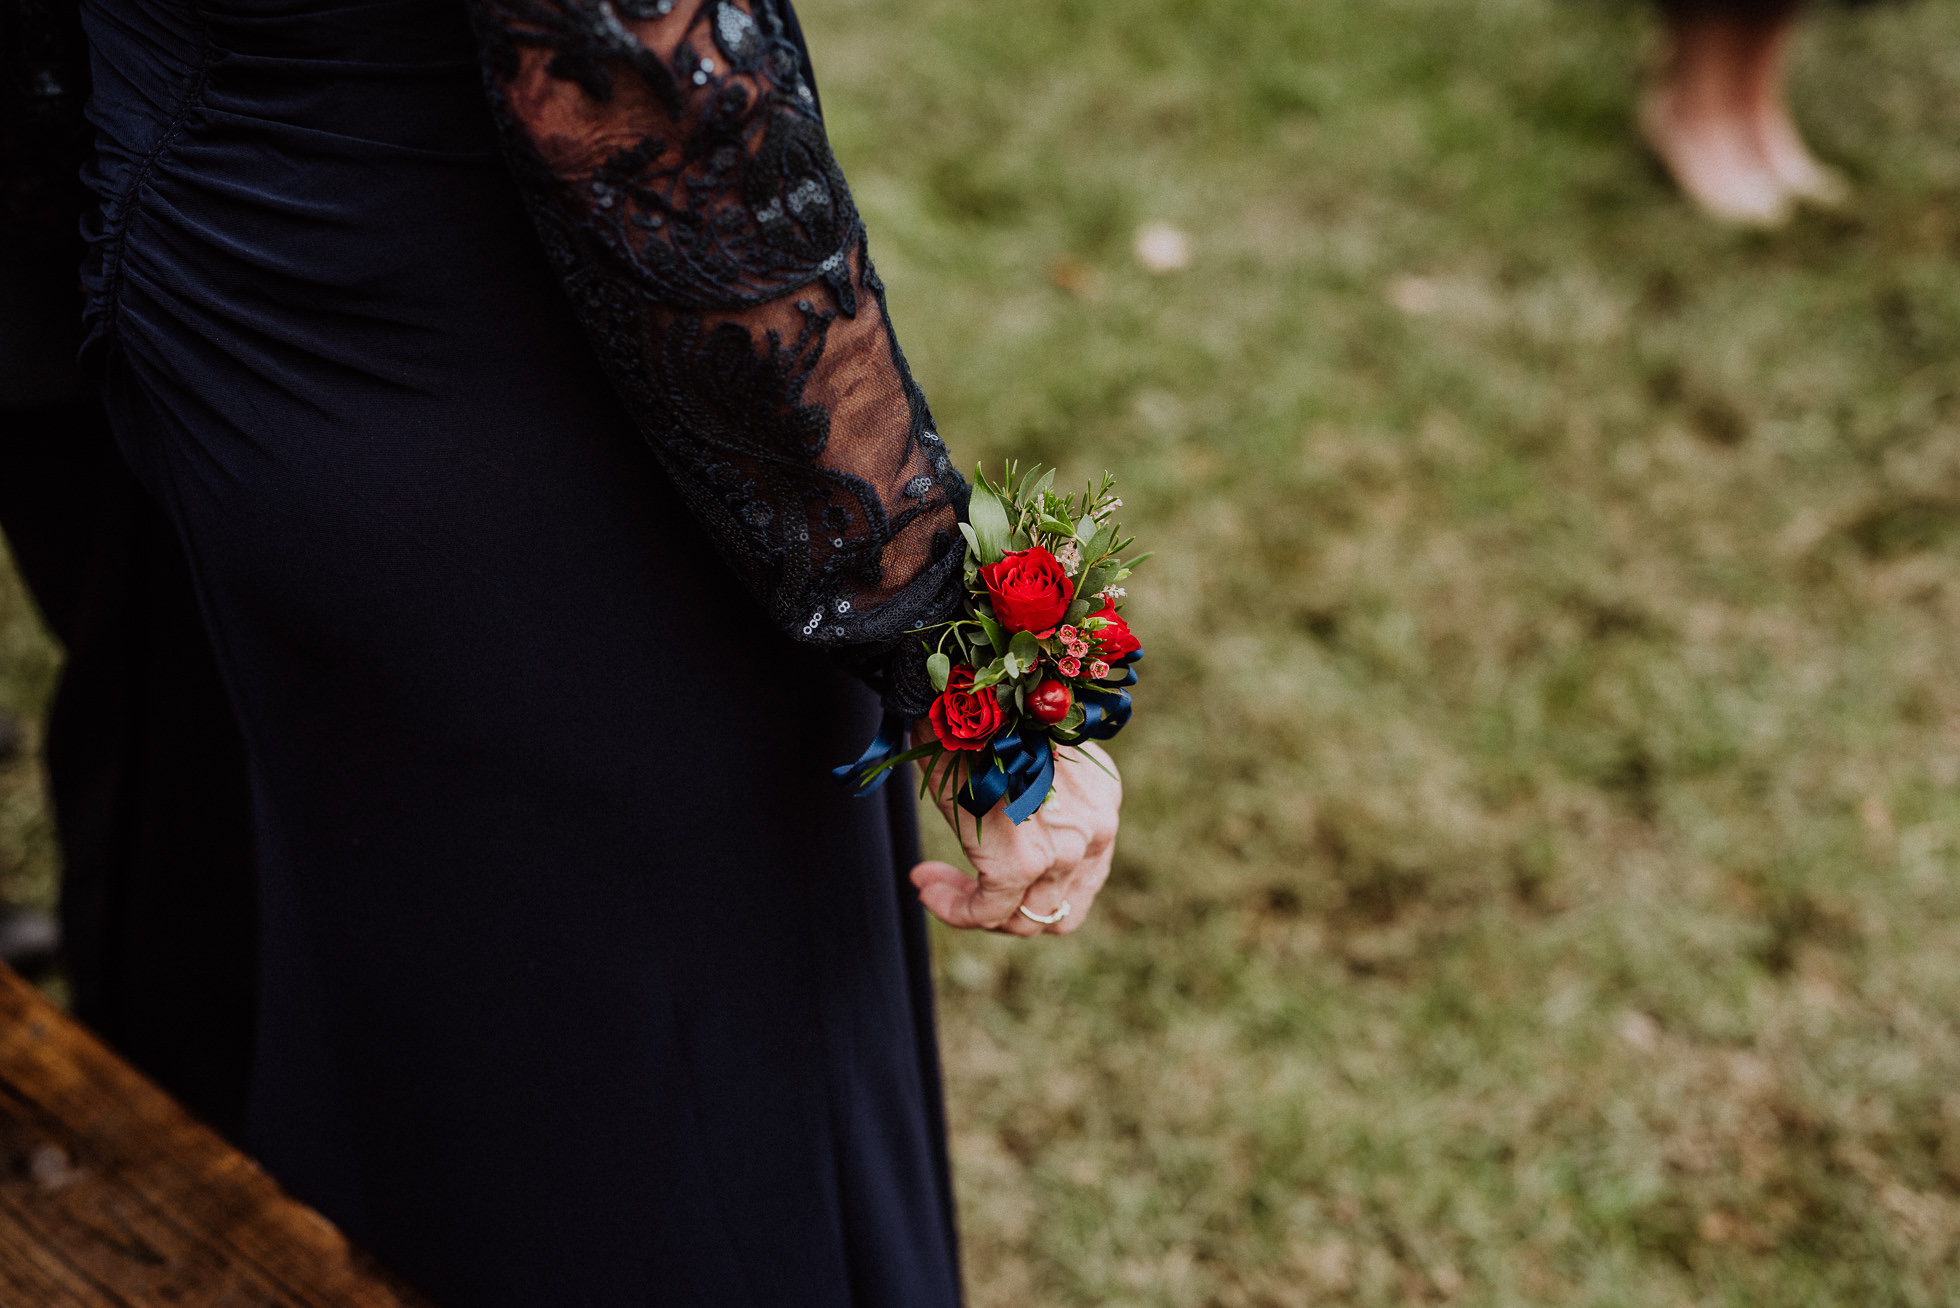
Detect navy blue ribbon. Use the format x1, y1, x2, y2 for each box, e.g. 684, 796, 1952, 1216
956, 728, 1056, 824
832, 710, 912, 796
833, 647, 1141, 825
1074, 648, 1140, 742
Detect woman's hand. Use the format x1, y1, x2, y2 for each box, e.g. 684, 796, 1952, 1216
910, 739, 1122, 937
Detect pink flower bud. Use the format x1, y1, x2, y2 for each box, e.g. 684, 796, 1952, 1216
1058, 656, 1082, 677
1066, 640, 1089, 659
1089, 659, 1110, 679
1058, 625, 1079, 643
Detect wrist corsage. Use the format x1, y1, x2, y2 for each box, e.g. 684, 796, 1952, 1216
836, 464, 1145, 824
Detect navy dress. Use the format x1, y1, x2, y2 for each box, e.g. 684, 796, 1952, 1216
78, 0, 968, 1303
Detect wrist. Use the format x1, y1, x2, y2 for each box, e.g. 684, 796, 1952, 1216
879, 640, 937, 719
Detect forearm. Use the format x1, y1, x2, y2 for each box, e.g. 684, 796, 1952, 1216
467, 0, 968, 710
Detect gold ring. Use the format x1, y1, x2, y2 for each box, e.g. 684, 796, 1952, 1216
1018, 899, 1071, 925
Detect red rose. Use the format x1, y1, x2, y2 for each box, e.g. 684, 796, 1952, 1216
978, 547, 1073, 635
1089, 597, 1140, 659
928, 666, 1005, 752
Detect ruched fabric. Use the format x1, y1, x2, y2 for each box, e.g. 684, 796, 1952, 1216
77, 1, 963, 1303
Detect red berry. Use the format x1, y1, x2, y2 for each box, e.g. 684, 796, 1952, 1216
1028, 679, 1073, 725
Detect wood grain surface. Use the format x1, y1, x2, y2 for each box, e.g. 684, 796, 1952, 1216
0, 962, 433, 1307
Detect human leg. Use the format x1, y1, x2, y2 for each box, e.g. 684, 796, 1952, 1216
1642, 0, 1805, 224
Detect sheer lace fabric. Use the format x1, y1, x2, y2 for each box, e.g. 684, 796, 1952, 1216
469, 0, 966, 715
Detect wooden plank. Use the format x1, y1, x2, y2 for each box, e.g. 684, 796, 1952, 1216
0, 963, 431, 1307
0, 1214, 112, 1308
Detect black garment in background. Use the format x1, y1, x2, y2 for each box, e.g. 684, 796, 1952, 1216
3, 0, 94, 406
1, 0, 257, 1139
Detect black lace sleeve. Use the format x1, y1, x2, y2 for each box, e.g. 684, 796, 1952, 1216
467, 0, 967, 716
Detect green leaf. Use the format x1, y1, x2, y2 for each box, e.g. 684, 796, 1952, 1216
1009, 629, 1041, 669
926, 652, 951, 692
1026, 467, 1056, 504
966, 481, 1012, 563
1065, 597, 1092, 626
1123, 551, 1154, 569
978, 613, 1007, 652
1075, 514, 1098, 543
1077, 564, 1115, 601
1083, 522, 1117, 567
970, 659, 1007, 691
957, 522, 982, 559
855, 742, 940, 784
1057, 702, 1086, 733
1002, 650, 1021, 678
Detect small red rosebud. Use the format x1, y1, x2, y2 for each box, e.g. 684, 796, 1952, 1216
1088, 597, 1140, 659
1027, 679, 1073, 725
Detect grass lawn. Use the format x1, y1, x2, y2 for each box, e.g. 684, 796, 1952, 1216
0, 561, 56, 921
813, 0, 1960, 1302
7, 0, 1960, 1302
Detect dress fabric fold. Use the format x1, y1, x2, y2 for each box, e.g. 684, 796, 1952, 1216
77, 0, 964, 1302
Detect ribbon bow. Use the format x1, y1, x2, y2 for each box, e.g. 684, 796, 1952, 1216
834, 648, 1141, 825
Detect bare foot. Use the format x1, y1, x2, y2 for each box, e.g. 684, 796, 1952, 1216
1742, 15, 1849, 208
1640, 85, 1790, 227
1645, 7, 1850, 223
1754, 98, 1847, 206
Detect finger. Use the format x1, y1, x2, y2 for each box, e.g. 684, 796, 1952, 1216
911, 861, 989, 930
1051, 841, 1114, 935
978, 873, 1049, 935
1077, 817, 1115, 871
975, 824, 1062, 935
1041, 823, 1092, 878
963, 839, 1052, 929
1018, 869, 1075, 936
915, 858, 1054, 937
1028, 812, 1112, 936
995, 810, 1092, 933
990, 910, 1045, 938
972, 860, 1048, 938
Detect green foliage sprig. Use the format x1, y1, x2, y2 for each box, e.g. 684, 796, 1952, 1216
930, 462, 1146, 742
